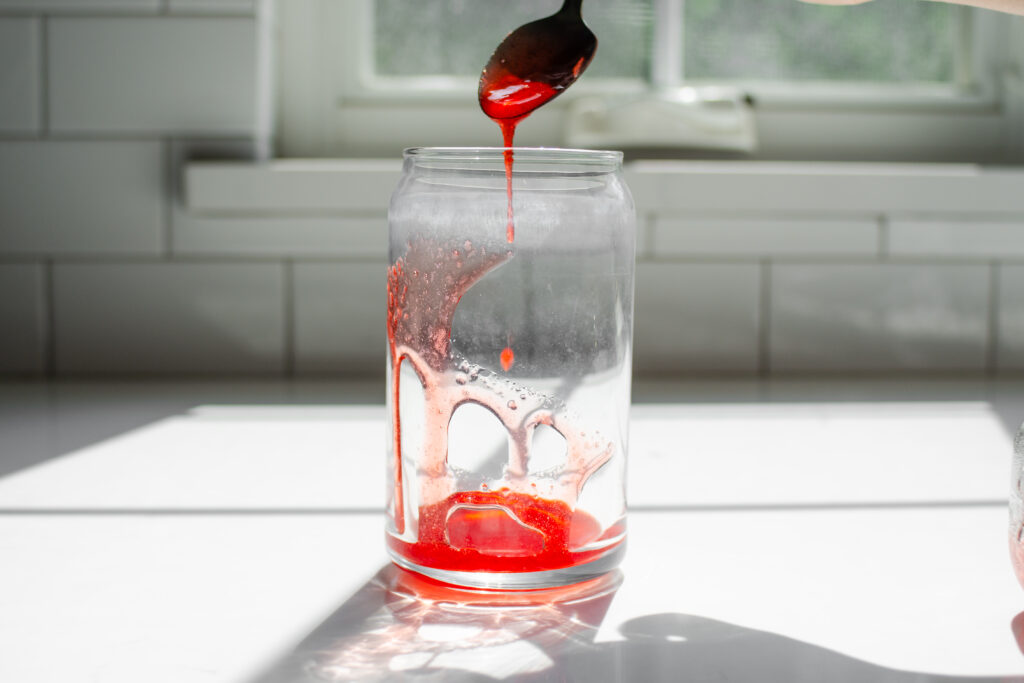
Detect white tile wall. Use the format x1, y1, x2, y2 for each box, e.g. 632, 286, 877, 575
174, 216, 387, 258
174, 148, 388, 258
184, 160, 400, 213
627, 162, 1024, 214
654, 216, 878, 257
889, 218, 1024, 258
167, 0, 256, 15
0, 141, 163, 255
1, 1, 1023, 378
0, 264, 45, 374
998, 266, 1024, 371
0, 18, 39, 133
0, 0, 157, 10
294, 263, 386, 375
771, 264, 990, 372
54, 263, 284, 374
633, 262, 761, 374
49, 18, 256, 133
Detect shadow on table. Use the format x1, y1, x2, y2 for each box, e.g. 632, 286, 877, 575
0, 379, 380, 479
251, 564, 1015, 683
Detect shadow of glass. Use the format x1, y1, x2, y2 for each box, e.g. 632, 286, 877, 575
252, 564, 622, 682
252, 565, 1015, 683
600, 613, 1014, 683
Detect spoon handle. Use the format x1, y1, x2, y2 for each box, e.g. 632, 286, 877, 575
559, 0, 583, 18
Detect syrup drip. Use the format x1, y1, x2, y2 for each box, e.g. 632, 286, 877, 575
500, 346, 515, 372
482, 74, 560, 245
481, 55, 564, 365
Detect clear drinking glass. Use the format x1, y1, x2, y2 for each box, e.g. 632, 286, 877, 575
1011, 424, 1024, 588
385, 147, 635, 589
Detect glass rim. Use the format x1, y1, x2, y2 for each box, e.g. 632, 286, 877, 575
404, 147, 623, 165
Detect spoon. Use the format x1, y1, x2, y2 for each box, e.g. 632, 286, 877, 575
478, 0, 598, 123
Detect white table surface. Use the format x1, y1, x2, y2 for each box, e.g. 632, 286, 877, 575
2, 378, 1024, 682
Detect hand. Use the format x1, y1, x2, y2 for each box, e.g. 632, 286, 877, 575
800, 0, 1024, 14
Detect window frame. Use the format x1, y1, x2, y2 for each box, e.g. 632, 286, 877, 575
274, 0, 1024, 162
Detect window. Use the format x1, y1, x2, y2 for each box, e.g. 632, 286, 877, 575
275, 0, 1024, 162
371, 0, 956, 83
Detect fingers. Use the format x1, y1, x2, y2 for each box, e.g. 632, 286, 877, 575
797, 0, 875, 5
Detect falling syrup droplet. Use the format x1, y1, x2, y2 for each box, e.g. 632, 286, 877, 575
500, 346, 515, 372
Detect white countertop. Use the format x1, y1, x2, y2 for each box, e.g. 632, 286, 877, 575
2, 378, 1023, 682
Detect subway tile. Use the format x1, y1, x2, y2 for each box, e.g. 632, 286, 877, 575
0, 141, 163, 255
173, 143, 388, 258
0, 264, 45, 375
635, 213, 652, 259
654, 216, 877, 257
174, 215, 386, 258
294, 263, 386, 376
54, 263, 284, 374
998, 266, 1024, 371
889, 217, 1024, 258
185, 160, 400, 213
626, 162, 1024, 214
49, 18, 256, 134
168, 0, 256, 14
0, 19, 39, 133
0, 0, 157, 9
771, 264, 989, 372
633, 263, 760, 375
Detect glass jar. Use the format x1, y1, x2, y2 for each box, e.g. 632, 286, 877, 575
1011, 425, 1024, 588
385, 147, 635, 589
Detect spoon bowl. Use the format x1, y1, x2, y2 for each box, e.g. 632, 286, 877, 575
478, 0, 597, 122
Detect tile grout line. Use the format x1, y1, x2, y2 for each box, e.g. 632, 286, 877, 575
39, 14, 48, 136
988, 260, 1000, 375
163, 138, 174, 258
43, 259, 56, 378
283, 259, 296, 376
644, 212, 656, 260
878, 213, 889, 260
758, 259, 772, 377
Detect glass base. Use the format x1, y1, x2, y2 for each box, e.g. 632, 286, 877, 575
387, 541, 626, 590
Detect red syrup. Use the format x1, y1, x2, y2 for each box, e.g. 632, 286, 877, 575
479, 68, 561, 369
479, 59, 563, 242
500, 345, 515, 372
478, 0, 596, 247
388, 489, 625, 573
478, 16, 592, 366
480, 72, 560, 245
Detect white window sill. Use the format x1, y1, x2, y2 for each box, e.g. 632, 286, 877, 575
184, 159, 1024, 215
184, 159, 400, 214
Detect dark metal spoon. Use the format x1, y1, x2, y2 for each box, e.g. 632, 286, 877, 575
478, 0, 598, 123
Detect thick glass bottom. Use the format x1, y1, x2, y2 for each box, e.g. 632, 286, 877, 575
387, 540, 625, 590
